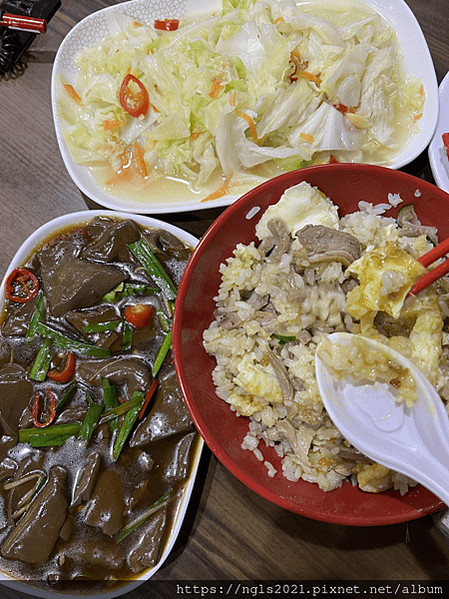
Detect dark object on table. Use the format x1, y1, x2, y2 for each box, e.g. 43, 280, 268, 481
0, 0, 61, 75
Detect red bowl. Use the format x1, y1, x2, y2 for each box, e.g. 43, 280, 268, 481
173, 163, 447, 526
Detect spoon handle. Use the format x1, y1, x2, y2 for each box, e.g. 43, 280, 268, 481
410, 383, 449, 506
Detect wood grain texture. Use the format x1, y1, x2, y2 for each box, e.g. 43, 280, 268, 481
0, 1, 449, 595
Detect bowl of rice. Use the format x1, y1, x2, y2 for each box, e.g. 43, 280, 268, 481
173, 163, 449, 526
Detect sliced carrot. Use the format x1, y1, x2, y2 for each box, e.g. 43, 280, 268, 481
133, 141, 148, 178
229, 90, 236, 106
201, 172, 233, 203
64, 83, 82, 105
413, 112, 423, 122
209, 78, 223, 99
300, 132, 314, 143
105, 168, 132, 187
274, 17, 285, 24
138, 379, 158, 420
298, 71, 322, 85
102, 119, 126, 131
106, 156, 131, 186
236, 110, 259, 142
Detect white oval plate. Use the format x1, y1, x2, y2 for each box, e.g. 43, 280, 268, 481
429, 71, 449, 193
51, 0, 438, 214
0, 211, 203, 599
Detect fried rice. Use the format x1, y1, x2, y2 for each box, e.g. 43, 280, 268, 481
203, 182, 449, 495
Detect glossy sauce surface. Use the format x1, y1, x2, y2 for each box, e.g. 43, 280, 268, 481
0, 217, 199, 591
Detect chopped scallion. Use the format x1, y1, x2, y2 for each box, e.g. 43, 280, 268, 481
102, 282, 160, 303
29, 338, 52, 381
35, 322, 111, 357
129, 239, 177, 301
116, 489, 173, 543
152, 331, 172, 377
84, 320, 122, 334
272, 333, 297, 345
55, 385, 77, 413
112, 391, 145, 461
19, 422, 81, 443
156, 309, 172, 333
99, 392, 143, 424
102, 379, 119, 432
122, 321, 133, 351
77, 402, 104, 443
29, 433, 74, 447
101, 282, 125, 303
25, 291, 45, 341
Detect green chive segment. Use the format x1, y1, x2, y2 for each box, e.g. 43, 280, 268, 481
129, 240, 177, 302
29, 338, 53, 381
112, 391, 145, 461
19, 423, 82, 444
77, 402, 104, 443
116, 489, 174, 543
35, 322, 110, 357
152, 331, 172, 377
272, 333, 297, 345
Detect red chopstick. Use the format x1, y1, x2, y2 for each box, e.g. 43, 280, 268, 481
409, 237, 449, 296
0, 13, 47, 34
417, 236, 449, 267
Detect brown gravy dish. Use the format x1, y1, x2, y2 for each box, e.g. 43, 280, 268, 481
0, 216, 199, 591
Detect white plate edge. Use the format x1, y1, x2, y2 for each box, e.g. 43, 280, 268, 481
51, 0, 439, 214
429, 71, 449, 193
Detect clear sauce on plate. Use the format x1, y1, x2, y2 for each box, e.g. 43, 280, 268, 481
60, 0, 425, 206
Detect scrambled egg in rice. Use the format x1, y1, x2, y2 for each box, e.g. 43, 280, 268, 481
203, 182, 448, 494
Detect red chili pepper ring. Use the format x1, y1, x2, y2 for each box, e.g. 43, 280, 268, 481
443, 132, 449, 160
154, 18, 179, 31
48, 352, 76, 384
32, 388, 57, 428
119, 74, 150, 118
124, 304, 154, 329
5, 268, 39, 303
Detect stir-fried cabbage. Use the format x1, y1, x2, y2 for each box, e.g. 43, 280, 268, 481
57, 0, 424, 199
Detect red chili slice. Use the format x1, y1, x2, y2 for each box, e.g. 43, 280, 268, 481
48, 352, 76, 384
138, 378, 158, 420
154, 18, 179, 31
443, 133, 449, 159
32, 388, 57, 428
124, 304, 154, 329
5, 268, 39, 303
119, 74, 150, 118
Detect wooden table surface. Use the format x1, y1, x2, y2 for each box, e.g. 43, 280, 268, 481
2, 1, 449, 597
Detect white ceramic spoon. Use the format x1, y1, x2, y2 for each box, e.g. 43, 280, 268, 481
315, 332, 449, 505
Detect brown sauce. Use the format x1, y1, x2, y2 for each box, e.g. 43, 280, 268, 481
0, 216, 199, 592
